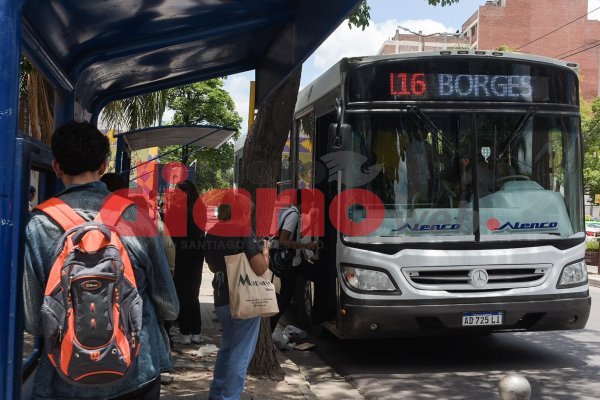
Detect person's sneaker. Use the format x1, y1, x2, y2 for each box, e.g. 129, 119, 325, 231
160, 373, 175, 385
168, 325, 179, 336
174, 334, 191, 345
191, 334, 205, 344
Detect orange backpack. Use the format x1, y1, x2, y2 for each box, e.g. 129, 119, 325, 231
35, 195, 143, 385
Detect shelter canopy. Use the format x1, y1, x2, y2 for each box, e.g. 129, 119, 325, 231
21, 0, 361, 117
115, 125, 236, 151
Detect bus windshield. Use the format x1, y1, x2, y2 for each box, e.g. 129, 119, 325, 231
343, 111, 583, 242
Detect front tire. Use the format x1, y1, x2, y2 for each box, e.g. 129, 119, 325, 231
296, 279, 328, 338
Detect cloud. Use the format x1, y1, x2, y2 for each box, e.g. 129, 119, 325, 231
223, 72, 254, 134
590, 0, 600, 20
222, 18, 456, 133
312, 18, 455, 71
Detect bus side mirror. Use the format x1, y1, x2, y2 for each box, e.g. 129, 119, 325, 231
329, 123, 351, 149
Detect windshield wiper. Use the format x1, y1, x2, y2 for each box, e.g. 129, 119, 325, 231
498, 107, 537, 159
407, 105, 456, 153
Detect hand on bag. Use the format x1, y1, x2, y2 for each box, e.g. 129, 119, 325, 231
261, 240, 271, 263
304, 241, 317, 250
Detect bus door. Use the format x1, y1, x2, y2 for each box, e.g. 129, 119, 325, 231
312, 110, 339, 326
292, 107, 344, 331
14, 134, 61, 400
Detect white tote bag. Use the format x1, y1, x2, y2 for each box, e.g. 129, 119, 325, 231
225, 253, 279, 319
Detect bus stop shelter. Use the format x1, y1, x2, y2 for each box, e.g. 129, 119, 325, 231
114, 124, 237, 178
0, 0, 361, 398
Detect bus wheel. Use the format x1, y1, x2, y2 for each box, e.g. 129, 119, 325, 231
300, 280, 328, 338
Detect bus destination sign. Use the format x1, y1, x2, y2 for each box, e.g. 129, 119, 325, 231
389, 73, 533, 101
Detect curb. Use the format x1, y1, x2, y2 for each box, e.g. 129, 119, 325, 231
586, 265, 600, 288
283, 347, 366, 400
276, 349, 320, 400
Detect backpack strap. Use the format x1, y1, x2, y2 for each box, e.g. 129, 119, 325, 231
278, 208, 300, 242
34, 198, 86, 232
94, 194, 134, 227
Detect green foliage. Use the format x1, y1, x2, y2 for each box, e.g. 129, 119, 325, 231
164, 78, 242, 193
102, 91, 168, 131
586, 239, 599, 251
20, 56, 34, 96
496, 45, 516, 52
348, 1, 371, 30
102, 78, 241, 193
583, 98, 600, 199
167, 79, 241, 129
348, 0, 460, 30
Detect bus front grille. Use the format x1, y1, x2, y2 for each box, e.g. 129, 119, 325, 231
402, 264, 551, 291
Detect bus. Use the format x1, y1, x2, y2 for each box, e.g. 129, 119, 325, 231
261, 51, 591, 338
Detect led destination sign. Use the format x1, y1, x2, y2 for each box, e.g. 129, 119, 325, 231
347, 60, 577, 104
389, 73, 533, 101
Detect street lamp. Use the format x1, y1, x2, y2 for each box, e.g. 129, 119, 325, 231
397, 25, 440, 52
397, 25, 461, 52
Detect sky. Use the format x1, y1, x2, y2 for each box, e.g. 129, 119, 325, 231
223, 0, 600, 134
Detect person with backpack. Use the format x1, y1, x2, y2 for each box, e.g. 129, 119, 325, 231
23, 121, 179, 400
269, 189, 318, 331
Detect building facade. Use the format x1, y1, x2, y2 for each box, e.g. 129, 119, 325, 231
462, 0, 600, 101
379, 0, 600, 101
378, 29, 470, 55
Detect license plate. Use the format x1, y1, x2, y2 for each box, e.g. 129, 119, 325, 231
462, 311, 503, 326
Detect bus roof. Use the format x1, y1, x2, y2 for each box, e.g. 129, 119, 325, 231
21, 0, 361, 118
294, 50, 580, 114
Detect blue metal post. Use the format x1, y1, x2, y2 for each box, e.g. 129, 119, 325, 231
0, 0, 25, 398
54, 92, 75, 127
116, 135, 124, 174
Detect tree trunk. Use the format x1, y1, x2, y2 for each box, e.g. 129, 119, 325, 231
240, 67, 302, 196
241, 67, 302, 378
247, 317, 285, 380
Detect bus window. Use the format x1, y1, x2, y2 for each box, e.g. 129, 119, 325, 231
477, 114, 582, 239
345, 112, 474, 239
296, 112, 315, 189
280, 133, 292, 182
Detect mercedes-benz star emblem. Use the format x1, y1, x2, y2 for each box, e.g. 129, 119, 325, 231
469, 269, 489, 288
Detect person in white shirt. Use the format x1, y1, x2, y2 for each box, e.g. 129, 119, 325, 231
270, 189, 318, 331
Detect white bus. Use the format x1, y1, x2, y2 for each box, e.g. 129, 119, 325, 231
239, 51, 591, 338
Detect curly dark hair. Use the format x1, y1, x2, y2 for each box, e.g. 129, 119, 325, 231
51, 121, 110, 176
100, 172, 128, 192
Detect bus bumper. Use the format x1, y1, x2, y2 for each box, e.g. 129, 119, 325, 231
337, 291, 591, 339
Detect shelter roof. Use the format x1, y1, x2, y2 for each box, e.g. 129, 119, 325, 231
115, 125, 235, 151
21, 0, 360, 116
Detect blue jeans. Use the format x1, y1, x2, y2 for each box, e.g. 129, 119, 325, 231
209, 305, 261, 400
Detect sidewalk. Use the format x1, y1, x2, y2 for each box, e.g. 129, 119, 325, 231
160, 267, 318, 400
156, 260, 600, 400
587, 264, 600, 288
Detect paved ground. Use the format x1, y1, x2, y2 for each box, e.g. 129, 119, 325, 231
161, 265, 600, 400
587, 264, 600, 287
160, 267, 363, 400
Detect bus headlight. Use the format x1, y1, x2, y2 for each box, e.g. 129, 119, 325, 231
341, 265, 398, 293
557, 261, 588, 288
